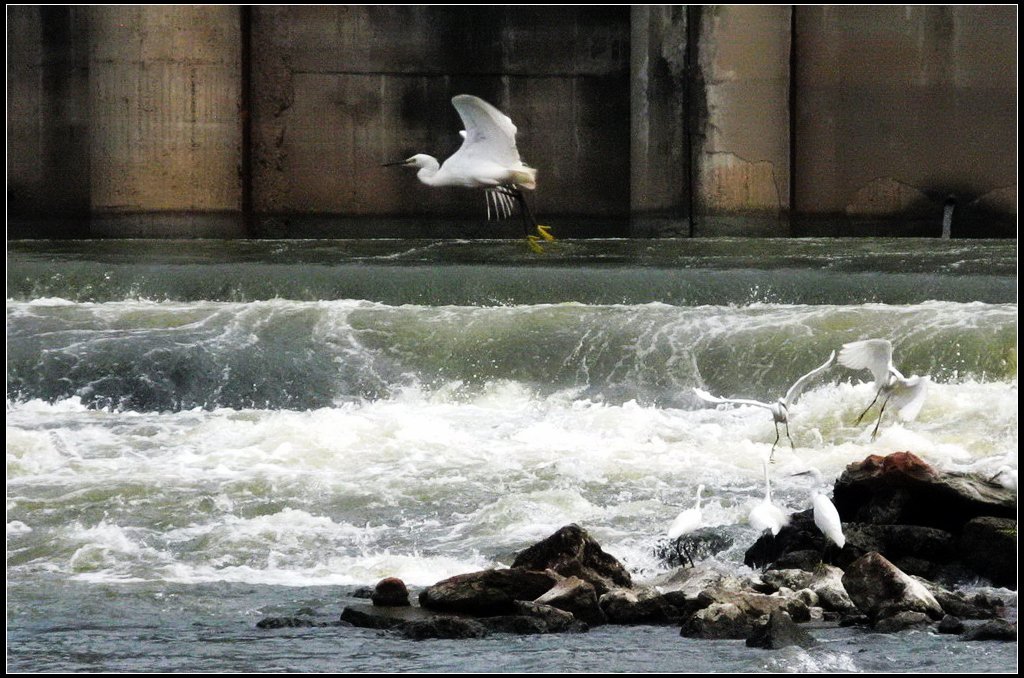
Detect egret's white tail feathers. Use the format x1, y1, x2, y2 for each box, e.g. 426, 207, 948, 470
512, 166, 537, 190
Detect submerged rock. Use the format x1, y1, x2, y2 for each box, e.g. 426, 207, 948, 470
340, 603, 438, 630
680, 602, 755, 640
961, 619, 1017, 642
401, 617, 489, 640
256, 616, 340, 629
511, 524, 633, 594
874, 610, 931, 633
745, 610, 818, 649
418, 568, 558, 616
842, 552, 942, 621
937, 615, 965, 635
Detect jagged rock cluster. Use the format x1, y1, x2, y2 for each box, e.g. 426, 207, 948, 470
258, 453, 1017, 646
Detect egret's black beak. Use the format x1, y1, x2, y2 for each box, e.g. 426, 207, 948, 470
382, 160, 410, 167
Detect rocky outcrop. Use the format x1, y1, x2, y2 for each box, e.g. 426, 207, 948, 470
534, 576, 606, 626
745, 610, 818, 649
418, 568, 559, 616
511, 524, 633, 594
937, 615, 964, 635
874, 610, 931, 633
681, 602, 756, 639
401, 617, 489, 640
961, 619, 1017, 642
842, 552, 942, 621
656, 528, 734, 568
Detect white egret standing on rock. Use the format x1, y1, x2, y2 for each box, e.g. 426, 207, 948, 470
383, 94, 553, 250
794, 468, 846, 561
748, 459, 789, 537
693, 351, 835, 460
667, 484, 704, 567
837, 339, 929, 440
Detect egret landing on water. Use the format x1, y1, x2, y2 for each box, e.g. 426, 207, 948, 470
693, 351, 835, 461
383, 94, 554, 251
837, 339, 929, 440
667, 484, 704, 567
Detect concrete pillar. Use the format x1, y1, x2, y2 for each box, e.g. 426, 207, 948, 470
793, 6, 1016, 236
7, 6, 91, 237
88, 6, 243, 236
691, 6, 792, 236
629, 6, 690, 237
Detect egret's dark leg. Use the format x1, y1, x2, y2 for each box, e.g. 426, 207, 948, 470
784, 419, 796, 451
676, 538, 694, 568
870, 395, 890, 440
855, 388, 883, 425
769, 422, 781, 462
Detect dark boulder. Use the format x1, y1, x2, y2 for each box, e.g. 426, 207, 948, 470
656, 528, 734, 568
832, 452, 1016, 531
534, 576, 606, 626
340, 603, 437, 630
680, 603, 756, 640
418, 568, 558, 616
745, 610, 819, 649
957, 517, 1016, 589
961, 619, 1017, 642
511, 524, 632, 594
512, 601, 587, 633
256, 616, 338, 629
842, 552, 942, 621
937, 615, 964, 635
372, 577, 411, 607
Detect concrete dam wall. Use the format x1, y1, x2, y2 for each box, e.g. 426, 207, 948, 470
7, 6, 1017, 238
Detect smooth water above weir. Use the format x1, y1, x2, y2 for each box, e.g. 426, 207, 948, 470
6, 238, 1018, 672
8, 238, 1018, 305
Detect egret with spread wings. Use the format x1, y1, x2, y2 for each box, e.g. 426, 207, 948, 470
384, 94, 552, 250
693, 351, 835, 460
837, 338, 929, 440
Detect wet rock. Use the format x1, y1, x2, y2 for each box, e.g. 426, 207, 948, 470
745, 610, 819, 649
511, 524, 632, 594
760, 569, 813, 593
914, 578, 1003, 620
256, 616, 337, 629
656, 528, 734, 568
808, 564, 858, 615
351, 586, 375, 599
795, 588, 819, 608
698, 589, 810, 623
512, 601, 585, 633
842, 552, 942, 621
937, 615, 964, 634
958, 517, 1016, 589
534, 576, 606, 626
418, 568, 558, 616
600, 587, 679, 625
478, 615, 549, 635
833, 452, 1016, 530
874, 610, 931, 633
372, 577, 411, 607
400, 616, 489, 640
961, 619, 1017, 642
680, 602, 755, 640
340, 603, 437, 630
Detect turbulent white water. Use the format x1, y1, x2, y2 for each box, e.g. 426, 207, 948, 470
6, 239, 1018, 672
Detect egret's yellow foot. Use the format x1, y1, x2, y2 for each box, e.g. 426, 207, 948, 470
526, 235, 545, 254
536, 224, 555, 241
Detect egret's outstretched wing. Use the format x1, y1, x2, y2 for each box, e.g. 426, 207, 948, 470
450, 95, 522, 168
693, 388, 772, 411
838, 339, 893, 388
889, 375, 929, 421
784, 350, 836, 408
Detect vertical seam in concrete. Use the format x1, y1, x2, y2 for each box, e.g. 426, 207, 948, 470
789, 5, 797, 227
240, 5, 253, 236
683, 6, 699, 237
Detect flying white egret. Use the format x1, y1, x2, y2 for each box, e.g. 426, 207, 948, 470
667, 484, 704, 567
383, 94, 553, 249
693, 351, 835, 460
748, 459, 789, 537
837, 339, 929, 440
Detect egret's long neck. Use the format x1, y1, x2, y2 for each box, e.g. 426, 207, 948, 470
414, 157, 442, 185
762, 462, 772, 502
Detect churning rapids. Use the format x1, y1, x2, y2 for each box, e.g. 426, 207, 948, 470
6, 238, 1018, 672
